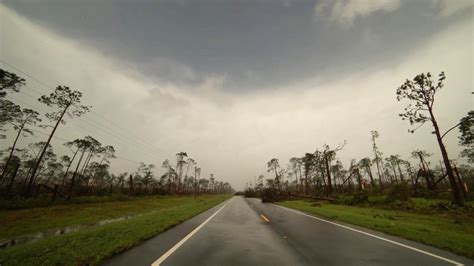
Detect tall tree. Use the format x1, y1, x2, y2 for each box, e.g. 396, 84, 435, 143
25, 142, 57, 195
289, 157, 300, 194
67, 138, 91, 200
322, 142, 345, 195
28, 86, 90, 196
89, 145, 116, 183
370, 130, 384, 190
162, 159, 175, 193
137, 163, 155, 193
301, 153, 316, 195
397, 72, 462, 204
194, 166, 201, 197
1, 108, 41, 181
183, 157, 195, 191
59, 155, 72, 189
175, 152, 187, 193
79, 136, 102, 178
358, 157, 375, 186
386, 155, 404, 182
267, 158, 281, 191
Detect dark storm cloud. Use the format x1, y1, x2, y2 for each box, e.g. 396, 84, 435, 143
3, 0, 471, 91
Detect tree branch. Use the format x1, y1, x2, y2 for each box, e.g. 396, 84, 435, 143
441, 121, 463, 139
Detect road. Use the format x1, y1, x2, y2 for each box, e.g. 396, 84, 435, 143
104, 196, 473, 266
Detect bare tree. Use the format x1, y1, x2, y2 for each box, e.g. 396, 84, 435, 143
370, 130, 384, 190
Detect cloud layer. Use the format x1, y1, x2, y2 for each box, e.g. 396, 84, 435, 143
315, 0, 400, 27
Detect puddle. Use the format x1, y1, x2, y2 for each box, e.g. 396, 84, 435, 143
97, 215, 134, 225
0, 215, 135, 249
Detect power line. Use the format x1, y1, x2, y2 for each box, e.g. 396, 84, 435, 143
115, 156, 142, 164
7, 93, 163, 157
30, 128, 70, 142
0, 55, 170, 168
23, 84, 44, 96
4, 95, 49, 113
0, 59, 55, 93
5, 95, 165, 163
87, 111, 167, 154
17, 90, 39, 101
1, 59, 168, 156
30, 129, 143, 165
69, 119, 164, 162
77, 115, 165, 157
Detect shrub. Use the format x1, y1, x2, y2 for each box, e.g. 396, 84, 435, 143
335, 191, 369, 205
386, 182, 411, 202
350, 191, 369, 205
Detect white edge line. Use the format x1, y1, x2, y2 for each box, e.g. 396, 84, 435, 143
151, 201, 228, 266
271, 204, 464, 266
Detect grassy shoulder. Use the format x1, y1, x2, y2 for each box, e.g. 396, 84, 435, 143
0, 195, 216, 240
0, 194, 230, 265
278, 200, 474, 259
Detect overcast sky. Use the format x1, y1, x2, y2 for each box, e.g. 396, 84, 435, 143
1, 0, 473, 189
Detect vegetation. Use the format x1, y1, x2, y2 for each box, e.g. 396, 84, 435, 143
0, 194, 230, 265
278, 200, 474, 259
1, 195, 221, 239
0, 68, 233, 202
245, 72, 472, 207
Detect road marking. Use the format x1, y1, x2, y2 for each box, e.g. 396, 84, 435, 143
260, 214, 270, 222
151, 202, 228, 266
272, 204, 463, 266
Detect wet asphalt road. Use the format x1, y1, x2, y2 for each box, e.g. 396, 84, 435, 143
104, 196, 473, 266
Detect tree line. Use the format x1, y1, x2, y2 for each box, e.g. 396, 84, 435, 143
0, 68, 233, 200
247, 72, 473, 205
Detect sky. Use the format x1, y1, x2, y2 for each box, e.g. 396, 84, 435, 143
1, 0, 473, 190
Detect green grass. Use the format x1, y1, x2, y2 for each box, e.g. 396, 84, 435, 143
0, 194, 230, 265
0, 194, 134, 211
279, 200, 474, 259
0, 195, 217, 240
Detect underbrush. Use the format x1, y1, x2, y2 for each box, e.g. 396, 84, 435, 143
331, 182, 473, 214
334, 193, 473, 214
0, 194, 166, 211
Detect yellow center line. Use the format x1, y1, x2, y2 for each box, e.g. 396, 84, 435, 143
260, 214, 270, 222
